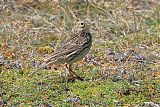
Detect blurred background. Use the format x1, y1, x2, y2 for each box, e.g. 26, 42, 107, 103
0, 0, 160, 106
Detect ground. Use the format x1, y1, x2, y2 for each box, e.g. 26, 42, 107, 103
0, 0, 160, 106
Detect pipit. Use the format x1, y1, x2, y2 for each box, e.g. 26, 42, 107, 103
30, 19, 94, 80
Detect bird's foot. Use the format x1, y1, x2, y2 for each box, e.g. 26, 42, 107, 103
62, 74, 84, 82
75, 76, 84, 81
66, 75, 76, 82
67, 75, 84, 81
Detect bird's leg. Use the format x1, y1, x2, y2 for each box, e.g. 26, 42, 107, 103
65, 63, 73, 77
68, 64, 84, 81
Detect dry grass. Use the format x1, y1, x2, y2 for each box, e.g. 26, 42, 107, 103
0, 0, 160, 106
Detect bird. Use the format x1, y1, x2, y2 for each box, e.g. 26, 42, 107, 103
30, 19, 93, 80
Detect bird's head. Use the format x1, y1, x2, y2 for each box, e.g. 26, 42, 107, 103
74, 19, 101, 35
78, 19, 93, 31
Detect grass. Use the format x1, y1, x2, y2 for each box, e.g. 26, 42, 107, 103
0, 0, 160, 106
1, 70, 159, 106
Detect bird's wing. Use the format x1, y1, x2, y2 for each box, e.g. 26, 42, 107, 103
29, 31, 91, 76
41, 42, 81, 65
60, 30, 83, 45
28, 42, 82, 76
29, 44, 80, 76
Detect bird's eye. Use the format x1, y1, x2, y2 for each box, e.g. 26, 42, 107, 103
81, 23, 84, 25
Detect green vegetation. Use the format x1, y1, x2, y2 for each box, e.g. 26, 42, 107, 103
0, 0, 160, 106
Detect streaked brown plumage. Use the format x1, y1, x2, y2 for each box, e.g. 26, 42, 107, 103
30, 19, 93, 80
